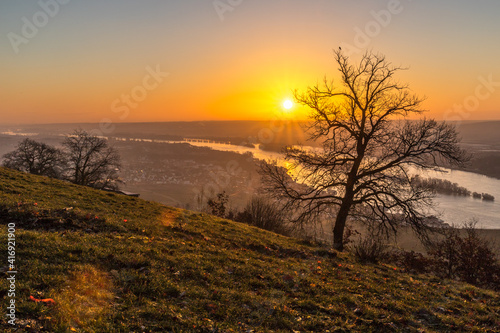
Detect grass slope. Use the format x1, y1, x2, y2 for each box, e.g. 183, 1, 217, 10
0, 167, 499, 332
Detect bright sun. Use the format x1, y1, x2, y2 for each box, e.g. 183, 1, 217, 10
283, 99, 294, 110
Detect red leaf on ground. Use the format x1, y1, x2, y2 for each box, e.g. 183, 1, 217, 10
29, 295, 56, 305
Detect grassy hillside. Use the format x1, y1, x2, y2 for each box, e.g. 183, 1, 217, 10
0, 167, 499, 332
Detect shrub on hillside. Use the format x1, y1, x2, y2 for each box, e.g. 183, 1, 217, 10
390, 250, 433, 274
234, 196, 290, 235
427, 221, 500, 289
352, 235, 389, 263
207, 191, 229, 218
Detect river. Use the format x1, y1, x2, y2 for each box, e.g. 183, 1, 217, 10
184, 140, 500, 229
417, 168, 500, 229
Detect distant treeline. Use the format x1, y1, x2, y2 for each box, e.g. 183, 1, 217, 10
411, 176, 495, 202
464, 152, 500, 180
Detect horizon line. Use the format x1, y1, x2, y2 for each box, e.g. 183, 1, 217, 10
2, 119, 500, 127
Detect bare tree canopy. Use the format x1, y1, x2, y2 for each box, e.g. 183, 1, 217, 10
63, 130, 121, 190
2, 138, 66, 178
262, 50, 468, 251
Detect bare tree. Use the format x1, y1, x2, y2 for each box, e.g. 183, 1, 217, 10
63, 130, 121, 190
262, 50, 468, 251
2, 138, 66, 178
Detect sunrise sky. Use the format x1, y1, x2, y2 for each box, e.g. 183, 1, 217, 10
1, 0, 499, 124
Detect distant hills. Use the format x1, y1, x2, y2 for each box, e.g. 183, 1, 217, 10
2, 119, 500, 145
0, 120, 310, 146
455, 120, 500, 146
2, 120, 500, 179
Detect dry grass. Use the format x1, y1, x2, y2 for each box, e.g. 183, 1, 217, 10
1, 167, 499, 332
51, 265, 114, 331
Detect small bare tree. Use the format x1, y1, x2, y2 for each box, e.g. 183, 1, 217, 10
63, 130, 121, 190
262, 50, 468, 251
2, 138, 66, 178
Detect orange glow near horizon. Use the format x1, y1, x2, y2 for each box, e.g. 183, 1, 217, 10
1, 36, 497, 124
1, 2, 499, 124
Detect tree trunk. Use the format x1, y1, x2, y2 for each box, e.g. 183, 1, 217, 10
332, 198, 352, 251
332, 171, 358, 251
